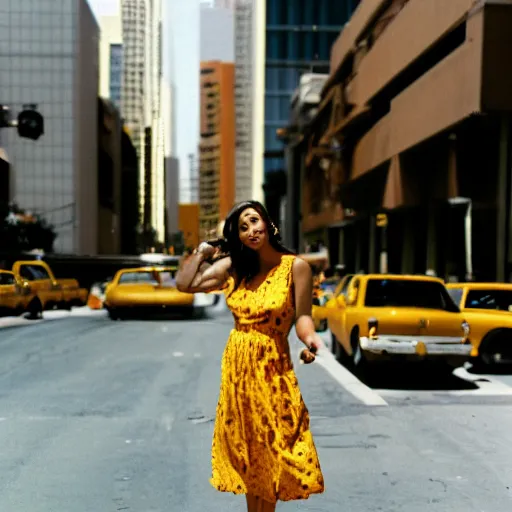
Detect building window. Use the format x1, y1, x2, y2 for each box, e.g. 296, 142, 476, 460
110, 43, 123, 108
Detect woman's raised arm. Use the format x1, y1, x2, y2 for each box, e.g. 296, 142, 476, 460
176, 243, 232, 293
292, 257, 325, 359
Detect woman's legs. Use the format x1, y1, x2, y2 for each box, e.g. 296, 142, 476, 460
259, 498, 277, 512
245, 495, 277, 512
246, 494, 259, 512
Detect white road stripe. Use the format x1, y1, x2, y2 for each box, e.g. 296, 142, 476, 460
315, 349, 389, 407
451, 366, 512, 396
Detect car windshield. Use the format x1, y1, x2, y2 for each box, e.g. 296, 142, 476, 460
0, 273, 15, 285
365, 279, 459, 312
465, 289, 512, 311
118, 272, 159, 285
447, 288, 463, 307
159, 270, 177, 287
118, 269, 177, 286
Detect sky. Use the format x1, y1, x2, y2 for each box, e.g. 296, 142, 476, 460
87, 0, 119, 17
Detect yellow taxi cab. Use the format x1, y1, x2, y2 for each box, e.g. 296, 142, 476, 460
11, 260, 88, 311
446, 282, 512, 365
0, 269, 37, 318
312, 274, 353, 330
312, 275, 344, 331
104, 266, 215, 320
318, 274, 471, 369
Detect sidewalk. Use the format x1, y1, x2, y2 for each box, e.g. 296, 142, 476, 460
0, 307, 105, 329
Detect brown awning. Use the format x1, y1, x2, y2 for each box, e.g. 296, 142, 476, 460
320, 104, 371, 145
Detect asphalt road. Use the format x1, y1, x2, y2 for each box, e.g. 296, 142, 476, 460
1, 309, 512, 511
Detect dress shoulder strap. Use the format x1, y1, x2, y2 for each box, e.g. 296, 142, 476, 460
281, 254, 296, 286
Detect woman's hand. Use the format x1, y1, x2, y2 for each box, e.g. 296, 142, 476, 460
176, 244, 231, 294
196, 242, 217, 259
300, 347, 316, 364
300, 333, 326, 364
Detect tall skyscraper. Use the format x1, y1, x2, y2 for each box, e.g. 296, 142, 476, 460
120, 0, 165, 241
233, 0, 265, 203
98, 15, 123, 110
0, 0, 99, 254
165, 0, 200, 205
199, 61, 235, 239
263, 0, 358, 215
200, 5, 234, 62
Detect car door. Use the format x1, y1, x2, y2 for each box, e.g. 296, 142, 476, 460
330, 277, 360, 353
17, 263, 58, 308
0, 272, 18, 311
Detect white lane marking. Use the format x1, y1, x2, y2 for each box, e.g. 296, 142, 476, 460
172, 351, 184, 357
315, 349, 389, 407
193, 353, 201, 358
451, 366, 512, 396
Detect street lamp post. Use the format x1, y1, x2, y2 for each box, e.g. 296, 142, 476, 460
448, 196, 473, 281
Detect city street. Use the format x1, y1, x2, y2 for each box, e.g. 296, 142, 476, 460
0, 310, 512, 511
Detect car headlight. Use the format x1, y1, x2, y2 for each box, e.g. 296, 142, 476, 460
461, 320, 470, 337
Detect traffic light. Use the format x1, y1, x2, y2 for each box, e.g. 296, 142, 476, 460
17, 106, 44, 140
0, 105, 10, 127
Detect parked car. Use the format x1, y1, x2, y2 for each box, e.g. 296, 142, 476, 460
104, 266, 215, 320
0, 269, 37, 318
10, 260, 88, 315
318, 274, 472, 369
446, 282, 512, 365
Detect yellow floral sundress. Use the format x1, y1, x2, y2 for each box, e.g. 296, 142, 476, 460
210, 255, 324, 503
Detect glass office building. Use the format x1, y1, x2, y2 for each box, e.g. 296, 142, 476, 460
0, 0, 99, 254
264, 0, 360, 175
109, 43, 123, 109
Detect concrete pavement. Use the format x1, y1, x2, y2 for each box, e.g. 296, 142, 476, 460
0, 312, 511, 510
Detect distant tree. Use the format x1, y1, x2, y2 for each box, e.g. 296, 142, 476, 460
135, 224, 159, 253
168, 231, 186, 255
0, 203, 57, 252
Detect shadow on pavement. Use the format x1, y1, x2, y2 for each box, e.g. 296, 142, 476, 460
109, 309, 208, 322
353, 362, 479, 391
466, 363, 512, 376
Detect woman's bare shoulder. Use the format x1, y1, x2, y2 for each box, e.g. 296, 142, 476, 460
291, 256, 312, 280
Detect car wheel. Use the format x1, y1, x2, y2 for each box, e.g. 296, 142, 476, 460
26, 298, 43, 320
108, 309, 119, 321
333, 332, 350, 365
480, 329, 512, 366
350, 327, 369, 373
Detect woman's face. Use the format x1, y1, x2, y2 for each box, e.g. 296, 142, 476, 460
238, 207, 268, 251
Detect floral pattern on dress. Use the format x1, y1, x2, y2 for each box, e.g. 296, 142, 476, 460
210, 255, 325, 503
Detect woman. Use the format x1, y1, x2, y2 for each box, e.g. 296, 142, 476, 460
176, 201, 325, 511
